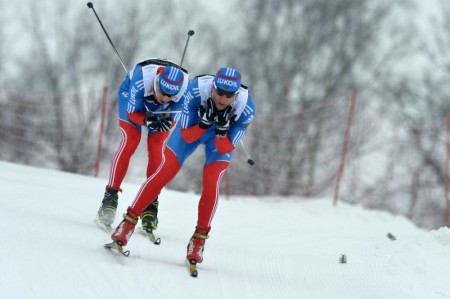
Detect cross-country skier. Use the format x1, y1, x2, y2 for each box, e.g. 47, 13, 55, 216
96, 58, 189, 236
109, 67, 256, 268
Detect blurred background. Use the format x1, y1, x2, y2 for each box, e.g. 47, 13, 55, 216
1, 0, 449, 229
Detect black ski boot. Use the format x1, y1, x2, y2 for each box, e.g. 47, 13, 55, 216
96, 188, 119, 227
141, 198, 159, 233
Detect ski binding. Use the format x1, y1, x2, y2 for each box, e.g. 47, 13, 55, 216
140, 228, 161, 245
186, 259, 198, 277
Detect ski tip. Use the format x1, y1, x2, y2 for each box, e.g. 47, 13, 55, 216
104, 241, 130, 257
140, 228, 162, 245
95, 219, 113, 233
104, 241, 118, 249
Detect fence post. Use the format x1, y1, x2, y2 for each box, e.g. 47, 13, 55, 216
444, 114, 450, 226
95, 86, 109, 177
333, 87, 358, 206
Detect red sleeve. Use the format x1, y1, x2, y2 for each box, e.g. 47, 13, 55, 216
181, 125, 207, 143
215, 134, 235, 154
127, 111, 146, 126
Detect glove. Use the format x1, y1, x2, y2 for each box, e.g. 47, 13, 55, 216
144, 111, 160, 131
158, 116, 172, 132
199, 98, 217, 129
144, 112, 172, 132
214, 106, 232, 137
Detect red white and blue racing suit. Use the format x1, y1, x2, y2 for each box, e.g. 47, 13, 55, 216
126, 74, 255, 229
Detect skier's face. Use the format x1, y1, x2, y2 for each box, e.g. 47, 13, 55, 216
212, 88, 237, 110
154, 78, 175, 104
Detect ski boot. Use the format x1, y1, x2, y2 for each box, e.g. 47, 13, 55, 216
111, 211, 139, 246
186, 226, 210, 264
186, 226, 210, 277
96, 188, 119, 231
140, 198, 161, 244
141, 198, 159, 233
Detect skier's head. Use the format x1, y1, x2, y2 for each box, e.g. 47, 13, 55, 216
156, 66, 185, 97
213, 67, 241, 98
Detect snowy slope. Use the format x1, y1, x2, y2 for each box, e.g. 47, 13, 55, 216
1, 161, 450, 299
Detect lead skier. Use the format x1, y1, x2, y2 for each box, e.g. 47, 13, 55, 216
96, 58, 189, 237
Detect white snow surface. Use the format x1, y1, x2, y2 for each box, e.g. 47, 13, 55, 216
2, 161, 450, 299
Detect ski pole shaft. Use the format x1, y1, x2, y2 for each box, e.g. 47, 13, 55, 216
87, 2, 128, 74
240, 140, 255, 166
180, 30, 195, 67
148, 110, 182, 115
144, 105, 181, 116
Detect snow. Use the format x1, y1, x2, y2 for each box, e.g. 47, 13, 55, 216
2, 161, 450, 299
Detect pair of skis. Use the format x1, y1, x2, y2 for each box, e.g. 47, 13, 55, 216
98, 220, 199, 277
99, 226, 199, 277
103, 241, 199, 277
104, 242, 199, 277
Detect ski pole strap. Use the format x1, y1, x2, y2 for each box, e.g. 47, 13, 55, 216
138, 59, 188, 74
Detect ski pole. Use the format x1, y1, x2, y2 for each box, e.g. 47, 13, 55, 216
87, 2, 128, 74
240, 140, 255, 166
148, 110, 182, 114
144, 105, 181, 115
180, 30, 195, 67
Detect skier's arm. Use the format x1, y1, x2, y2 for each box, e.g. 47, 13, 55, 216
179, 89, 208, 143
128, 111, 146, 125
215, 98, 256, 155
126, 68, 147, 126
214, 135, 235, 154
181, 125, 208, 143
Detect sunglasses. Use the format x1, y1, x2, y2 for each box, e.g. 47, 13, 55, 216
215, 88, 237, 98
159, 89, 175, 98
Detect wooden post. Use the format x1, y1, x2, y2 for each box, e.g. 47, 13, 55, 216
444, 114, 450, 226
333, 87, 358, 206
95, 86, 109, 177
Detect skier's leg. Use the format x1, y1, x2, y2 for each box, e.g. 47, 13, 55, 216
97, 120, 141, 225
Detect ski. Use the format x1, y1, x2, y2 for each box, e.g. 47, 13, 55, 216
140, 228, 161, 245
104, 241, 130, 257
95, 219, 112, 233
186, 259, 198, 277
